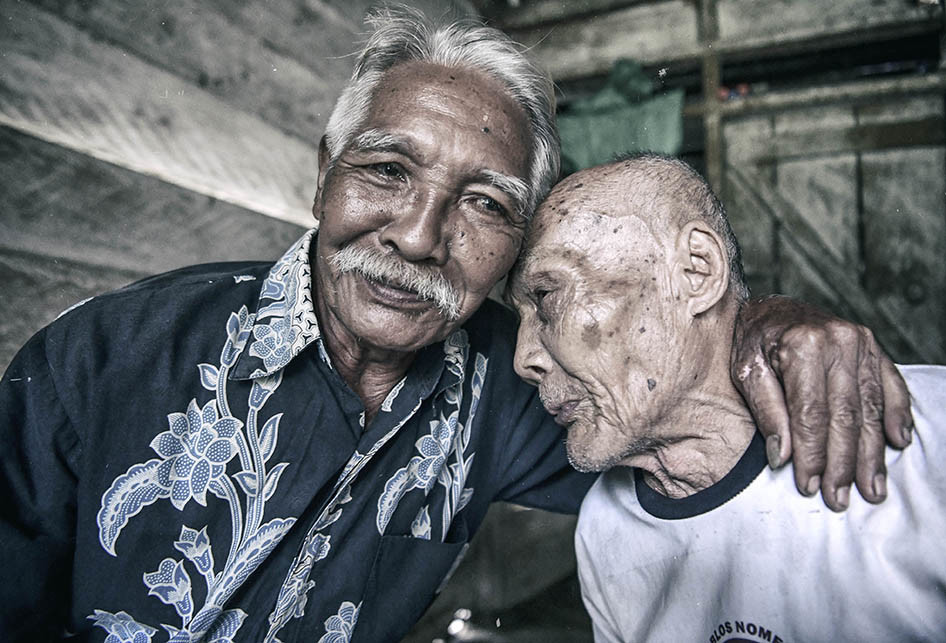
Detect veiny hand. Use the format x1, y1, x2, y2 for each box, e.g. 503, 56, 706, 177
731, 295, 913, 512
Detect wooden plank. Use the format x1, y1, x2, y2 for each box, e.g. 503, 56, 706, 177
28, 0, 344, 145
699, 0, 723, 192
770, 107, 860, 273
202, 0, 366, 103
0, 125, 306, 370
720, 177, 778, 294
771, 107, 860, 274
718, 72, 946, 117
750, 117, 946, 163
0, 126, 305, 286
473, 0, 667, 29
0, 2, 319, 227
505, 0, 941, 81
505, 1, 700, 81
717, 0, 943, 53
208, 0, 478, 88
861, 147, 946, 363
778, 241, 857, 319
776, 155, 859, 270
857, 94, 945, 124
724, 165, 923, 359
721, 116, 777, 292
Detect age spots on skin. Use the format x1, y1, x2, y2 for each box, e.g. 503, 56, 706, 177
581, 319, 601, 349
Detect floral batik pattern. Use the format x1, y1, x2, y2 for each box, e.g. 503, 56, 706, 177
376, 331, 485, 542
89, 231, 491, 642
90, 234, 316, 642
246, 230, 322, 377
262, 396, 425, 642
317, 601, 361, 643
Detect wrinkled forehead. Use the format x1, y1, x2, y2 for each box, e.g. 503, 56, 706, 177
365, 62, 533, 152
509, 209, 615, 295
509, 192, 665, 303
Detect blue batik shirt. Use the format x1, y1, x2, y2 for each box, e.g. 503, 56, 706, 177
0, 230, 591, 643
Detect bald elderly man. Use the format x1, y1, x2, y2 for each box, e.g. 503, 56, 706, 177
510, 154, 946, 642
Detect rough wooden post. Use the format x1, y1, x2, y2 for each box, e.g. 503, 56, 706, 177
699, 0, 723, 192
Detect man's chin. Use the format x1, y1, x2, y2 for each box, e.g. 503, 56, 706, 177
565, 440, 613, 474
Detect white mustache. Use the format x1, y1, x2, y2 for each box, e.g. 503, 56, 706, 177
330, 246, 461, 320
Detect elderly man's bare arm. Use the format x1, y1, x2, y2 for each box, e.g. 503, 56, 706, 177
732, 295, 913, 512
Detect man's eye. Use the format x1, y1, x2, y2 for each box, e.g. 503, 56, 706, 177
371, 162, 405, 180
533, 289, 555, 323
470, 195, 508, 218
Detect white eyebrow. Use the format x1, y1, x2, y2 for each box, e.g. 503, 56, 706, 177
477, 169, 532, 221
350, 129, 411, 153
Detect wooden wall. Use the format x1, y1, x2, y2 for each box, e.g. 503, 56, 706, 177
723, 84, 945, 363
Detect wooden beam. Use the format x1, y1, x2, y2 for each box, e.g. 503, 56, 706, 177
0, 124, 306, 370
699, 0, 723, 192
475, 0, 673, 30
507, 0, 942, 82
505, 1, 701, 81
744, 117, 946, 163
1, 2, 319, 227
28, 0, 349, 145
717, 72, 946, 117
0, 247, 146, 373
0, 126, 306, 277
716, 0, 943, 54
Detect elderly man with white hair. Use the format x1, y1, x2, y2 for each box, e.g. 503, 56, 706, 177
0, 7, 912, 643
510, 153, 943, 642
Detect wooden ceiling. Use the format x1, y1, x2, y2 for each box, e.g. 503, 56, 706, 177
1, 0, 475, 227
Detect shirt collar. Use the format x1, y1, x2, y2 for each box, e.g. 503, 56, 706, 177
231, 229, 326, 380
229, 230, 467, 398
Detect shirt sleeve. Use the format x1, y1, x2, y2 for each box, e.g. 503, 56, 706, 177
0, 329, 80, 641
494, 387, 597, 513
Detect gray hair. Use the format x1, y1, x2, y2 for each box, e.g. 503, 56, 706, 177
616, 152, 750, 302
323, 4, 560, 217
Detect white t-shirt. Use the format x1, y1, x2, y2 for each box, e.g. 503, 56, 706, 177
576, 365, 946, 643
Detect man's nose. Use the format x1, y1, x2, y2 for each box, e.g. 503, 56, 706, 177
379, 188, 451, 264
513, 319, 551, 386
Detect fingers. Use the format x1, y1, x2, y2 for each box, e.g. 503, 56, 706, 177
879, 354, 914, 448
731, 295, 913, 511
853, 337, 888, 505
821, 349, 861, 511
776, 330, 830, 499
732, 353, 792, 468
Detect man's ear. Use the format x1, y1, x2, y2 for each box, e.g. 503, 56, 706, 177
672, 220, 730, 317
313, 135, 331, 221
